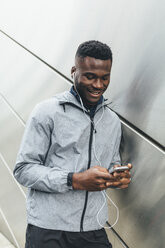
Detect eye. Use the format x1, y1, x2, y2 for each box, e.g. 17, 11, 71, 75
102, 75, 110, 81
85, 73, 96, 80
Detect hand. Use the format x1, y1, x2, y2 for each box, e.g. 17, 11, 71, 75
106, 163, 132, 189
72, 166, 115, 191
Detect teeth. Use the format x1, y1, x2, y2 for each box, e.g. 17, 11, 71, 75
88, 89, 102, 95
91, 92, 100, 95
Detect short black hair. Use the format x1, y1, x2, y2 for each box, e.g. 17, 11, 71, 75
75, 40, 112, 61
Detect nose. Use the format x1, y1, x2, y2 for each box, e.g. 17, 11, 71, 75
93, 78, 103, 89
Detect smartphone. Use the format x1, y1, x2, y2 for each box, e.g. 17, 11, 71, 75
109, 166, 129, 174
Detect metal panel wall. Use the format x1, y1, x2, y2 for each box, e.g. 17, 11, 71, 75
0, 0, 165, 247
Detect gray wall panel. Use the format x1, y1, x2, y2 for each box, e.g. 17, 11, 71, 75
0, 211, 16, 247
0, 157, 26, 248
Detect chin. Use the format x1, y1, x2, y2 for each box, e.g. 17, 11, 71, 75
82, 92, 101, 105
87, 98, 99, 105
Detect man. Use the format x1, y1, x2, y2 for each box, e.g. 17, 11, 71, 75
14, 40, 132, 248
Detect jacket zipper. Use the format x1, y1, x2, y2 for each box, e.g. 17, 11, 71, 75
63, 102, 103, 231
80, 118, 95, 232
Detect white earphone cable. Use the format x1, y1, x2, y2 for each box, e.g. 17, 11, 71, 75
93, 132, 119, 229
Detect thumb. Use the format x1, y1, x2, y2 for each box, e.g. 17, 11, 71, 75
127, 163, 132, 169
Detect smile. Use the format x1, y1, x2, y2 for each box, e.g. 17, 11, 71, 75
88, 90, 103, 96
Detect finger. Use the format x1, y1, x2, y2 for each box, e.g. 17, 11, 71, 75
96, 183, 108, 191
106, 181, 122, 188
117, 171, 131, 178
95, 179, 108, 185
113, 169, 131, 177
113, 171, 124, 179
127, 163, 132, 169
97, 171, 113, 180
119, 177, 131, 185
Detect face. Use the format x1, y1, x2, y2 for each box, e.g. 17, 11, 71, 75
71, 56, 112, 105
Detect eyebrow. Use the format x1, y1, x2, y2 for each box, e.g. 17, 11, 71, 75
83, 72, 110, 76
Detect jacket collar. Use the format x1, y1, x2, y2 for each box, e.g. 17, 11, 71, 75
58, 88, 111, 113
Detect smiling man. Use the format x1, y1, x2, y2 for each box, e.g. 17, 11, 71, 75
14, 40, 132, 248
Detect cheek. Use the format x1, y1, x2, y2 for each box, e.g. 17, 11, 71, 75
76, 79, 89, 89
74, 81, 86, 96
103, 81, 110, 89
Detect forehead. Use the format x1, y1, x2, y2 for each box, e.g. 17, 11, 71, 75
75, 56, 112, 73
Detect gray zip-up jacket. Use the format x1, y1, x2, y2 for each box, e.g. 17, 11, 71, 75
13, 90, 121, 232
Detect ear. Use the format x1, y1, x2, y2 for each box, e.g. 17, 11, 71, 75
71, 66, 76, 78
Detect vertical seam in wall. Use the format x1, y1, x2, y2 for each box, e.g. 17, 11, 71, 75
0, 93, 25, 127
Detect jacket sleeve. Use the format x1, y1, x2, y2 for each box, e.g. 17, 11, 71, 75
13, 103, 71, 193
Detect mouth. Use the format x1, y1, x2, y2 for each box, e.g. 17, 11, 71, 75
87, 90, 103, 97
